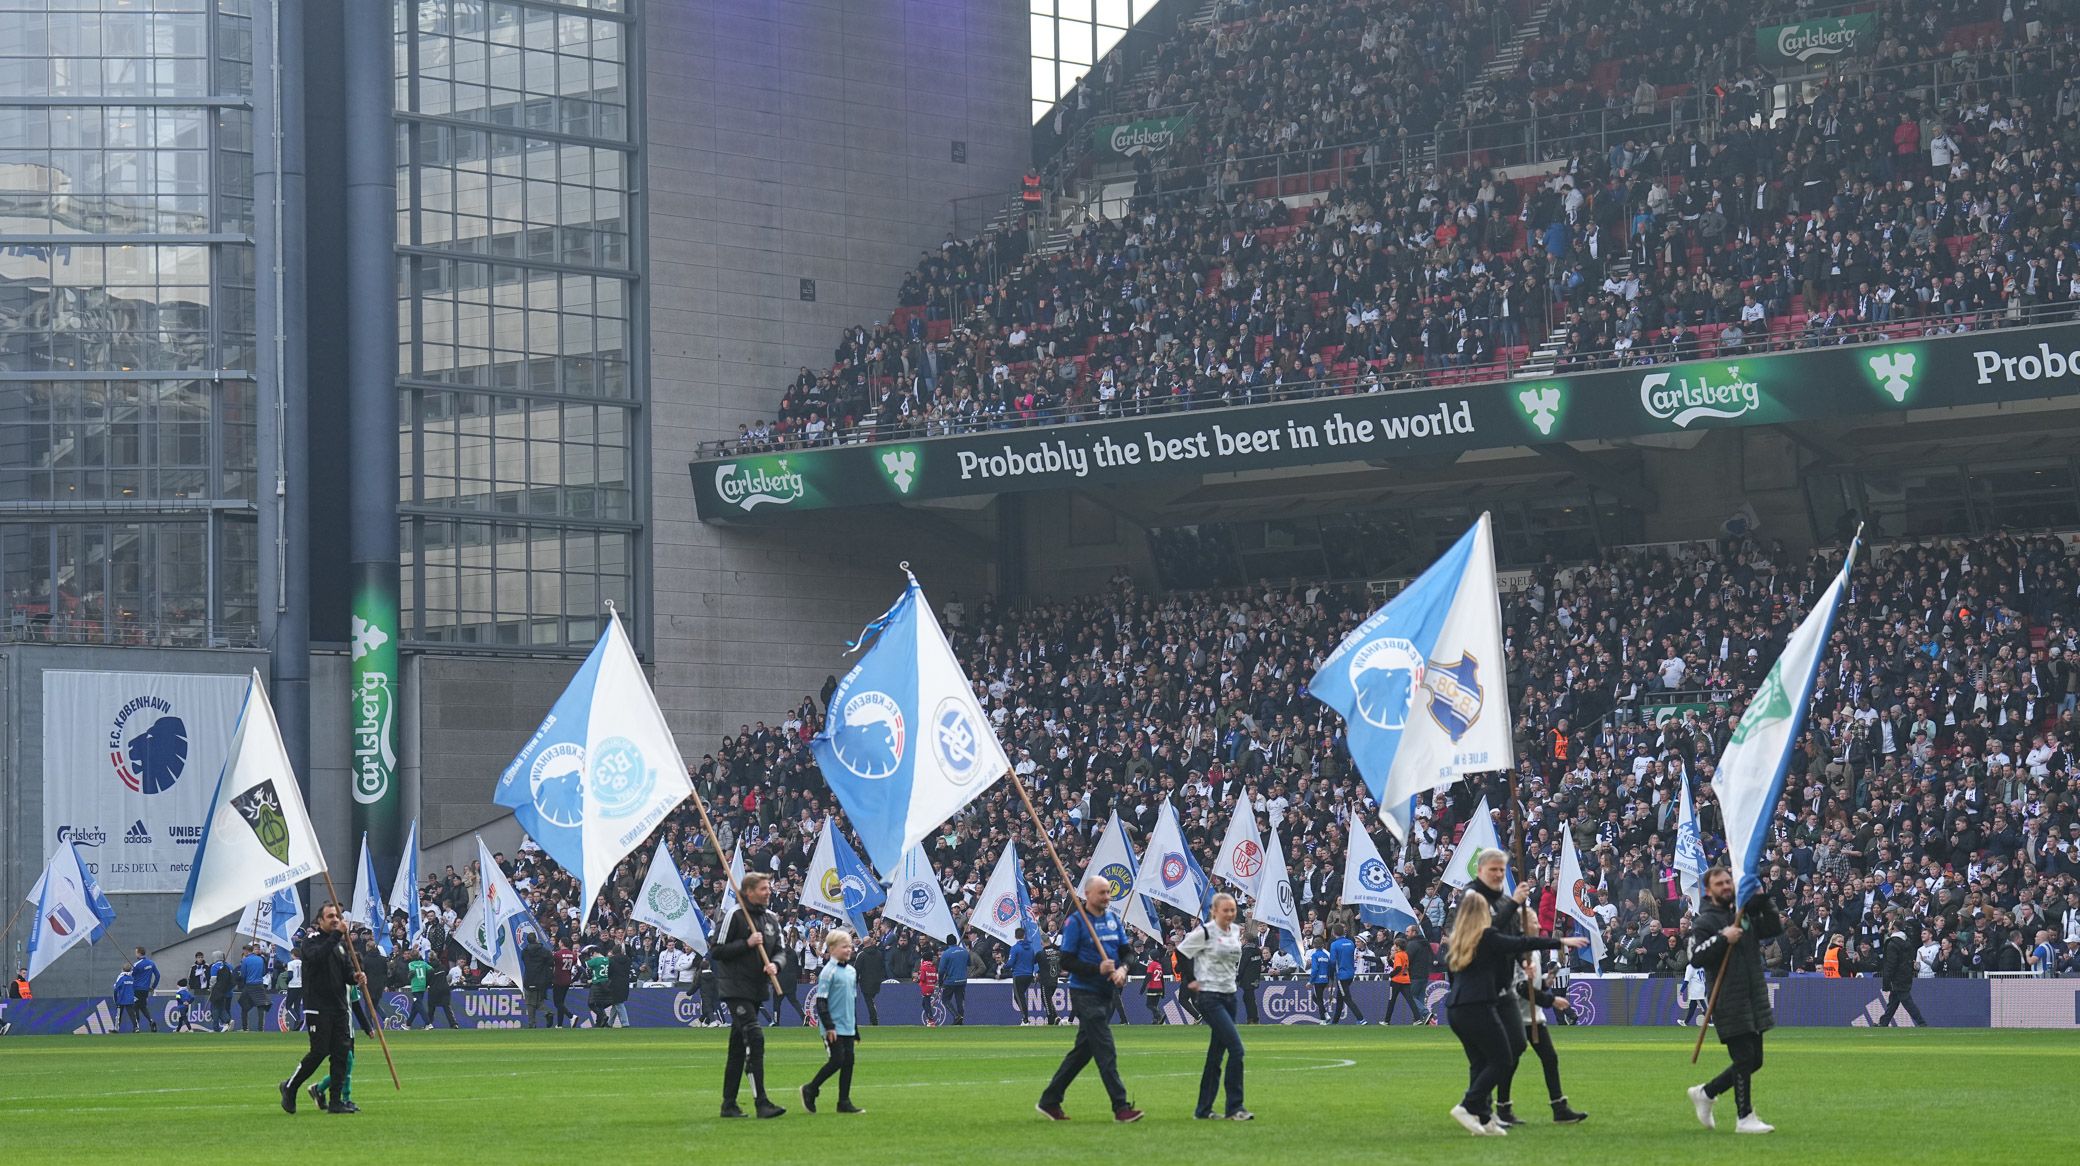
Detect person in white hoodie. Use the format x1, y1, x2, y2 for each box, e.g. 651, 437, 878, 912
1178, 893, 1252, 1121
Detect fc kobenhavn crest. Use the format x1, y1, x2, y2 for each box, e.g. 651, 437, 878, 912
1422, 652, 1484, 741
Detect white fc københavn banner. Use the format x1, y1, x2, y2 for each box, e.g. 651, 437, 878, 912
41, 670, 250, 893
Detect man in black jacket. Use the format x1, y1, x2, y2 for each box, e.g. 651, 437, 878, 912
280, 903, 363, 1115
853, 930, 886, 1026
1875, 910, 1925, 1027
1236, 931, 1262, 1024
520, 934, 553, 1028
1686, 866, 1785, 1134
714, 871, 785, 1119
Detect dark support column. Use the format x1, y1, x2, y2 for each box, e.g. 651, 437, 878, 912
344, 0, 402, 864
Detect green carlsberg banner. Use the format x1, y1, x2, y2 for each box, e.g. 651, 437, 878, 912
1758, 15, 1876, 69
350, 562, 401, 851
1092, 115, 1192, 158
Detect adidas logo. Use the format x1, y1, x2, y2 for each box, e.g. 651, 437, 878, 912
1517, 385, 1563, 436
1848, 996, 1916, 1028
73, 1001, 118, 1035
1869, 351, 1916, 402
125, 819, 152, 844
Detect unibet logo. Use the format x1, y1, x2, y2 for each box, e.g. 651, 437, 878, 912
879, 447, 919, 494
714, 460, 806, 511
1868, 351, 1917, 403
1517, 384, 1563, 436
1640, 365, 1763, 427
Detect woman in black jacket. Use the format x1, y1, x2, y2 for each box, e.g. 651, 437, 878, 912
1444, 876, 1586, 1136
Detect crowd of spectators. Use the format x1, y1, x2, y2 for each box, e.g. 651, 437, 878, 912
733, 0, 2080, 455
377, 532, 2080, 1003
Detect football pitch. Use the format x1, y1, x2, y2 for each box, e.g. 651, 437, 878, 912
1, 1025, 2072, 1163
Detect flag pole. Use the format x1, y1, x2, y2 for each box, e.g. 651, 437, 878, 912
317, 866, 401, 1090
1689, 896, 1748, 1063
686, 785, 784, 997
1005, 769, 1108, 953
0, 899, 28, 951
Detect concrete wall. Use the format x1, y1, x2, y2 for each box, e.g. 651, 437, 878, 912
406, 654, 577, 848
646, 0, 1030, 739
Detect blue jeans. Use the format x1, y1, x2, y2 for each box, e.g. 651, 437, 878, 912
1196, 990, 1246, 1116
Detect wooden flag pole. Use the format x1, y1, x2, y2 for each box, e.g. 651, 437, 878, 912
1005, 770, 1108, 953
687, 785, 784, 997
1689, 897, 1748, 1063
0, 899, 29, 953
316, 866, 401, 1090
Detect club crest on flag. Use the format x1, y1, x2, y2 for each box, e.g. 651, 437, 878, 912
47, 899, 77, 936
905, 881, 934, 914
646, 880, 690, 921
1100, 861, 1133, 898
819, 868, 848, 906
992, 894, 1019, 926
588, 736, 655, 816
1160, 853, 1187, 888
1232, 841, 1263, 879
1358, 857, 1390, 892
1572, 879, 1595, 915
1276, 879, 1295, 917
831, 691, 906, 779
1422, 652, 1485, 741
229, 781, 291, 864
1349, 637, 1425, 730
1730, 667, 1793, 745
526, 741, 587, 828
931, 698, 985, 784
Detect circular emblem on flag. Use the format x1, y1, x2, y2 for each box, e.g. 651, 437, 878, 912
528, 741, 588, 828
992, 893, 1019, 926
1232, 840, 1263, 879
110, 699, 189, 795
833, 691, 906, 780
1348, 637, 1425, 731
905, 881, 934, 914
931, 697, 986, 785
1358, 857, 1390, 892
647, 880, 689, 921
1275, 879, 1295, 917
1099, 861, 1133, 898
820, 868, 848, 906
1571, 878, 1594, 917
588, 736, 655, 818
1160, 853, 1188, 889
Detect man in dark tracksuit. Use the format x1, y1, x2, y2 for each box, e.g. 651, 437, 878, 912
1038, 938, 1064, 1025
280, 903, 363, 1114
1237, 933, 1262, 1024
853, 934, 885, 1026
1875, 910, 1926, 1027
714, 872, 786, 1119
1687, 866, 1785, 1134
1036, 876, 1142, 1123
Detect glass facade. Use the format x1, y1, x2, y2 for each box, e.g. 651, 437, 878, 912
395, 0, 640, 649
1030, 0, 1158, 123
0, 0, 260, 647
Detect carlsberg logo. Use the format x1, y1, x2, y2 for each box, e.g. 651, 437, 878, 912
1110, 123, 1176, 156
714, 460, 806, 510
1640, 366, 1763, 427
1778, 21, 1860, 62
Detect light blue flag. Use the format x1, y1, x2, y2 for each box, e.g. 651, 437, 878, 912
350, 832, 392, 956
493, 611, 694, 925
1342, 822, 1420, 932
24, 840, 118, 979
970, 843, 1043, 948
811, 570, 1012, 876
804, 817, 888, 934
1309, 514, 1512, 840
1079, 811, 1160, 939
1675, 772, 1706, 911
388, 819, 424, 944
1135, 799, 1212, 921
1713, 537, 1860, 906
633, 839, 712, 955
237, 885, 305, 956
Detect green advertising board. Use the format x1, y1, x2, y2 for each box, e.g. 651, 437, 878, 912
1757, 14, 1876, 69
1091, 115, 1192, 158
350, 562, 401, 850
693, 320, 2080, 522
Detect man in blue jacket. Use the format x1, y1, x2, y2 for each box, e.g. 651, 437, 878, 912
1037, 876, 1142, 1123
112, 963, 139, 1032
129, 946, 161, 1032
1006, 927, 1040, 1025
1308, 934, 1334, 1021
1329, 925, 1367, 1025
239, 943, 271, 1032
938, 934, 970, 1025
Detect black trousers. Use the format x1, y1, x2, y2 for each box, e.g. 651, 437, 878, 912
1448, 1002, 1515, 1119
1040, 990, 1129, 1111
288, 1009, 352, 1104
722, 998, 769, 1104
1240, 983, 1260, 1023
1526, 1019, 1566, 1100
1704, 1031, 1764, 1117
1385, 981, 1424, 1023
860, 985, 880, 1025
806, 1035, 857, 1103
1491, 996, 1528, 1105
1012, 976, 1033, 1021
1037, 979, 1060, 1021
122, 1001, 151, 1032
1334, 979, 1365, 1022
1878, 984, 1927, 1026
942, 982, 966, 1024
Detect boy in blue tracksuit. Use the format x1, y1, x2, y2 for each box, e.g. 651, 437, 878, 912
799, 928, 864, 1114
172, 980, 197, 1032
1006, 928, 1040, 1024
1308, 935, 1334, 1020
938, 935, 970, 1025
1329, 926, 1366, 1024
112, 965, 139, 1032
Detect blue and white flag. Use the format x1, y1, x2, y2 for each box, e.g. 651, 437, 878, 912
493, 610, 694, 926
969, 842, 1042, 948
632, 839, 711, 955
1675, 772, 1706, 911
349, 832, 393, 956
24, 840, 117, 979
177, 671, 328, 932
388, 819, 424, 945
1252, 821, 1307, 969
883, 844, 958, 943
1556, 824, 1606, 970
1310, 514, 1512, 840
1341, 822, 1418, 930
1080, 811, 1159, 939
811, 570, 1012, 876
1134, 799, 1211, 922
1442, 795, 1512, 891
1714, 538, 1860, 906
459, 835, 542, 986
804, 817, 887, 934
715, 844, 747, 936
236, 885, 305, 956
1211, 795, 1264, 898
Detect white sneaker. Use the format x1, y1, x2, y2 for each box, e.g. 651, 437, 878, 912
1449, 1105, 1486, 1135
1688, 1084, 1716, 1130
1736, 1114, 1774, 1134
1482, 1118, 1508, 1137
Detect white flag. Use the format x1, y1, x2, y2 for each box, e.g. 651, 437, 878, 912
968, 843, 1041, 948
1133, 799, 1210, 922
389, 819, 424, 945
715, 844, 747, 934
1555, 824, 1605, 969
632, 839, 710, 954
349, 832, 392, 955
1675, 771, 1706, 912
1253, 821, 1307, 967
1211, 795, 1265, 897
24, 840, 117, 979
458, 835, 538, 986
1442, 795, 1505, 890
883, 844, 957, 943
176, 671, 328, 932
1080, 811, 1159, 939
236, 885, 305, 953
1341, 822, 1418, 923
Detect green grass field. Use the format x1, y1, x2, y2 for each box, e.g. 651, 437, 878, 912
1, 1025, 2072, 1163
